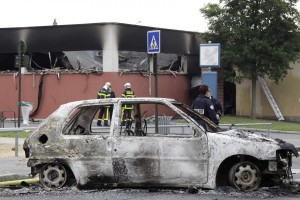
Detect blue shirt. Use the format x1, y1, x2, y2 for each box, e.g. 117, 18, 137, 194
192, 95, 219, 128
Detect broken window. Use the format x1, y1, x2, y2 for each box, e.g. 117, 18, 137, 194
63, 104, 113, 136
158, 53, 185, 72
118, 51, 149, 72
63, 106, 90, 135
0, 51, 103, 73
119, 102, 195, 137
0, 50, 185, 73
118, 51, 185, 73
63, 51, 103, 70
172, 102, 216, 132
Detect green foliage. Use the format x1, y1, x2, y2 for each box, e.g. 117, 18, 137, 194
220, 116, 300, 132
200, 0, 300, 84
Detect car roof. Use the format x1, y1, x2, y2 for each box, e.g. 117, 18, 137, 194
61, 97, 179, 108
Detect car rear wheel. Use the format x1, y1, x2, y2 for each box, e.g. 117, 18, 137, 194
40, 163, 69, 188
229, 161, 261, 191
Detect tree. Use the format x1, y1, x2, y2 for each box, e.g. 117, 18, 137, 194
200, 0, 300, 118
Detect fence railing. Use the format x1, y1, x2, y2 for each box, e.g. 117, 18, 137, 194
0, 110, 16, 128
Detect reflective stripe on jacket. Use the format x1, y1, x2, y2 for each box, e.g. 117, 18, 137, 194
122, 89, 135, 109
97, 88, 111, 99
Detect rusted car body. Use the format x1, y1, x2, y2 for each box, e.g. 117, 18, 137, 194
23, 98, 298, 191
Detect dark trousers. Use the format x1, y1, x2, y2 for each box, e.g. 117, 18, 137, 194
97, 106, 109, 126
122, 109, 132, 127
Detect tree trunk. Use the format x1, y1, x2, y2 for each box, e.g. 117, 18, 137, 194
251, 73, 257, 119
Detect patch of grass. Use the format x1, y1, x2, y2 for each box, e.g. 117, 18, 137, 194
0, 131, 32, 138
220, 116, 300, 132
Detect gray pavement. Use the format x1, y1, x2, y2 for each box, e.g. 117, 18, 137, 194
0, 137, 30, 182
0, 157, 30, 182
0, 137, 25, 144
0, 121, 32, 182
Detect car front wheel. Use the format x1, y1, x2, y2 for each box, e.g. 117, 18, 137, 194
40, 163, 69, 189
228, 161, 261, 191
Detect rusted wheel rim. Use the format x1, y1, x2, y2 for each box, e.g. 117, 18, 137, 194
40, 164, 68, 188
229, 162, 261, 191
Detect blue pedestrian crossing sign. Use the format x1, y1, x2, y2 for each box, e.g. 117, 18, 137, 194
147, 30, 160, 54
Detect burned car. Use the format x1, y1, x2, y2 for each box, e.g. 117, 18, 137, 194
23, 98, 298, 191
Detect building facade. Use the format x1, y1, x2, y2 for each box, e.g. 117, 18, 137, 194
0, 23, 202, 119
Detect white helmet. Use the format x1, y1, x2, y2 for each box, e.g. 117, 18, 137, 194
103, 82, 111, 90
105, 82, 111, 88
124, 83, 131, 88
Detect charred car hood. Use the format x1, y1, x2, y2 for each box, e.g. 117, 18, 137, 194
217, 129, 299, 157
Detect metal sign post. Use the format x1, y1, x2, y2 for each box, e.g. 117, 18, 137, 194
17, 40, 27, 128
147, 30, 160, 133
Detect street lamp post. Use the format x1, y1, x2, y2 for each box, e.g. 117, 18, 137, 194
17, 40, 27, 127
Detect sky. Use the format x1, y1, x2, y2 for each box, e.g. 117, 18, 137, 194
0, 0, 299, 32
0, 0, 217, 32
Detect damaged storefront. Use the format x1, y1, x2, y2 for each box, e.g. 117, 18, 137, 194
0, 22, 199, 74
1, 51, 185, 74
0, 23, 200, 118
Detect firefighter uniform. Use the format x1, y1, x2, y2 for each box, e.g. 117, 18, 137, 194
97, 85, 111, 126
121, 83, 135, 126
109, 89, 116, 122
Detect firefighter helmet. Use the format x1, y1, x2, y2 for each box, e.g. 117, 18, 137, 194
103, 82, 111, 90
124, 83, 131, 88
105, 82, 111, 88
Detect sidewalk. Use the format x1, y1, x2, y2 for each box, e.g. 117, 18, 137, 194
0, 137, 25, 144
0, 137, 30, 182
1, 120, 45, 183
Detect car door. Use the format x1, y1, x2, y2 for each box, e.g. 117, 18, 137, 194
62, 104, 115, 184
112, 101, 208, 187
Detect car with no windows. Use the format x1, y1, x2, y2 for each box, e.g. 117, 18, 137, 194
23, 98, 298, 191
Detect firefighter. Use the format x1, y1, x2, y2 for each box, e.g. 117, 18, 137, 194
191, 84, 218, 130
97, 82, 111, 126
109, 84, 116, 122
121, 83, 136, 126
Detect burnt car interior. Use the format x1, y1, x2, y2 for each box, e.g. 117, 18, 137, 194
61, 100, 219, 137
63, 104, 113, 136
